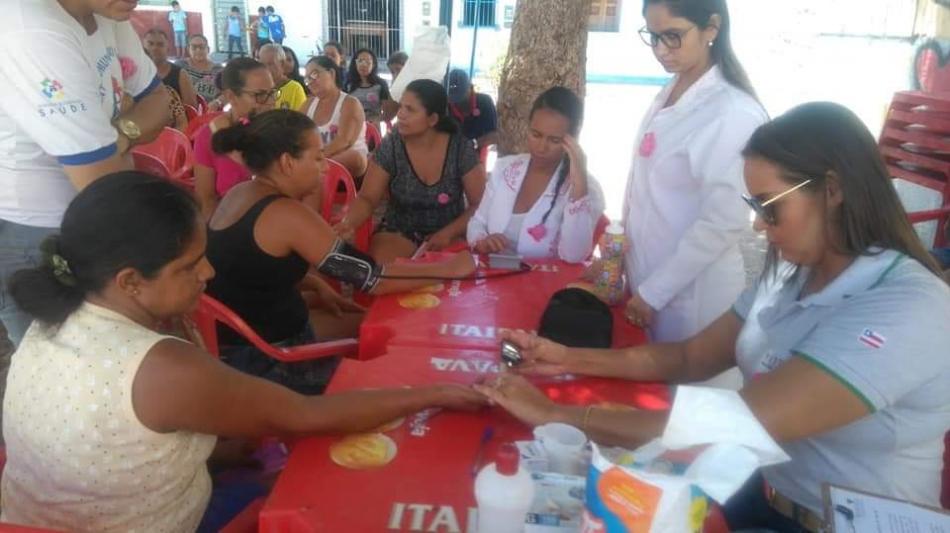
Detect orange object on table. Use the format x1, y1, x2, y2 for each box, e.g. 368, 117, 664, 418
258, 345, 670, 531
358, 256, 647, 359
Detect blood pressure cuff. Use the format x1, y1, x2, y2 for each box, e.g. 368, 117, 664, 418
316, 239, 383, 293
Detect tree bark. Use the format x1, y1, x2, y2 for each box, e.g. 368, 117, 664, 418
496, 0, 593, 156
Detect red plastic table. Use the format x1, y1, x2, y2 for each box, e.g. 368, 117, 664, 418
258, 345, 670, 531
359, 257, 646, 359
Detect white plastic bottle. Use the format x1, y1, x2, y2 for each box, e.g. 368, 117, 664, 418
474, 443, 535, 533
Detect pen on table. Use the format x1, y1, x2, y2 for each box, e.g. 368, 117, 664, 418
470, 426, 495, 477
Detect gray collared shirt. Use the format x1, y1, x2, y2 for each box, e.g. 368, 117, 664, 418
733, 249, 950, 513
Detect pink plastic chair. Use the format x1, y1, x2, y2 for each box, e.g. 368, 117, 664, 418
131, 127, 194, 188
184, 104, 199, 122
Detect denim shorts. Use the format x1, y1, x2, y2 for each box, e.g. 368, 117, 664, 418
220, 324, 341, 395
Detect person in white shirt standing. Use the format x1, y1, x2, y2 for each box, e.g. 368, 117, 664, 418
622, 0, 767, 389
167, 0, 187, 58
0, 0, 170, 349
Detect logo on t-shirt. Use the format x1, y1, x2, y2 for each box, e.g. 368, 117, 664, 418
40, 79, 64, 102
37, 78, 88, 118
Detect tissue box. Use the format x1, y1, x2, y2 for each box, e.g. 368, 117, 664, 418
516, 440, 550, 474
525, 472, 587, 532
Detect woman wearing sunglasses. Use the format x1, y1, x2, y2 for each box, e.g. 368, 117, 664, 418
622, 0, 767, 388
479, 102, 950, 533
193, 58, 279, 220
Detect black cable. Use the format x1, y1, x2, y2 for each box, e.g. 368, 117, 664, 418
376, 262, 532, 281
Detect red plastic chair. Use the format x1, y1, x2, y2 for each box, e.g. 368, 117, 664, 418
184, 104, 199, 122
192, 294, 357, 361
132, 151, 172, 179
184, 111, 223, 141
364, 121, 382, 152
322, 159, 372, 252
132, 127, 194, 188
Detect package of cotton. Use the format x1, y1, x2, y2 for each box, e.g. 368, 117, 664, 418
581, 386, 791, 533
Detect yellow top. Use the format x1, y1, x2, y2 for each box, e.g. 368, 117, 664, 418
277, 78, 307, 111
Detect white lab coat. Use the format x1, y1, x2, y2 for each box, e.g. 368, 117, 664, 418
623, 66, 768, 389
468, 154, 605, 263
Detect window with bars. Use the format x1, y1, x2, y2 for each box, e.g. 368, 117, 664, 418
461, 0, 496, 27
589, 0, 621, 32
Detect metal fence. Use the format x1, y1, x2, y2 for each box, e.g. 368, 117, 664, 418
327, 0, 402, 61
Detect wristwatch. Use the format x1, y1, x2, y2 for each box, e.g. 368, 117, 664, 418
116, 118, 142, 141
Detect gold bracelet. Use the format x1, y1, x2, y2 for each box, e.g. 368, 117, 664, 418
582, 405, 595, 434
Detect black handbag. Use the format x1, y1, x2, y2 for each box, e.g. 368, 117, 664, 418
538, 287, 613, 348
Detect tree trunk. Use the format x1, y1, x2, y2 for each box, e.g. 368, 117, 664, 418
496, 0, 593, 156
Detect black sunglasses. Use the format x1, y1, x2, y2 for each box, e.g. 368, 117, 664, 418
741, 179, 813, 225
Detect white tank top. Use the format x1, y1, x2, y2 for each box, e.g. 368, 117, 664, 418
306, 93, 369, 158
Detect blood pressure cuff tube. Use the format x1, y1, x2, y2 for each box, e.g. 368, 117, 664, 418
316, 239, 384, 293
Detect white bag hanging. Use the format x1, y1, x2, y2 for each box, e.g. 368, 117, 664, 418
390, 26, 452, 102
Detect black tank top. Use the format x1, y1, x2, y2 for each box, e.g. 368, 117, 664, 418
163, 63, 183, 99
206, 195, 310, 345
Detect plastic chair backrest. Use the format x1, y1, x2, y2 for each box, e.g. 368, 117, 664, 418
365, 121, 382, 152
321, 159, 357, 221
193, 294, 357, 362
185, 111, 224, 141
132, 127, 194, 185
184, 104, 199, 122
132, 151, 171, 179
593, 215, 610, 248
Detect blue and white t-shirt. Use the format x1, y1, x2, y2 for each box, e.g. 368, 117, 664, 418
168, 10, 187, 33
0, 0, 159, 227
227, 15, 242, 37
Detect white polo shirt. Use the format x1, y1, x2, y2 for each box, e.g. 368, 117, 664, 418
733, 249, 950, 513
0, 0, 158, 228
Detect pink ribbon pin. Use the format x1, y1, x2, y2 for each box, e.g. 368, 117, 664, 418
639, 132, 657, 158
437, 193, 451, 205
526, 223, 548, 242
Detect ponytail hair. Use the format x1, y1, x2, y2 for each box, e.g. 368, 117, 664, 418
8, 172, 200, 328
530, 86, 584, 224
212, 108, 316, 173
307, 55, 344, 90
642, 0, 756, 98
405, 79, 458, 134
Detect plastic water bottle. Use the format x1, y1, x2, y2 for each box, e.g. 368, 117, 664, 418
474, 443, 535, 533
595, 221, 626, 305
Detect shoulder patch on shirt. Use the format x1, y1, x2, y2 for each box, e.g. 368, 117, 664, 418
858, 328, 886, 349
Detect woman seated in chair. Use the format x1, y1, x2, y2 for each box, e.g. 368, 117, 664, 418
476, 103, 950, 532
300, 55, 369, 179
2, 171, 484, 532
344, 48, 396, 134
334, 79, 487, 264
208, 109, 477, 394
193, 57, 276, 221
467, 87, 604, 263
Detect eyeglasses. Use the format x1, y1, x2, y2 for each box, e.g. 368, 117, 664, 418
307, 69, 328, 81
638, 25, 696, 50
742, 179, 813, 226
241, 88, 281, 104
189, 44, 209, 50
355, 58, 373, 66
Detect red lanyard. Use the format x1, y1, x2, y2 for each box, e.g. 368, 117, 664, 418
449, 91, 480, 122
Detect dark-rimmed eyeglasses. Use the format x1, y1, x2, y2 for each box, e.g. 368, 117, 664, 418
742, 179, 813, 226
240, 88, 281, 104
638, 25, 696, 50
